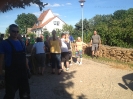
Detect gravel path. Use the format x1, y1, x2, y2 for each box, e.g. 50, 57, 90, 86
0, 58, 133, 99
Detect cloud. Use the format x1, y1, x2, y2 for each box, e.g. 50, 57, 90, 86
53, 13, 60, 16
32, 12, 41, 17
47, 3, 61, 7
66, 3, 72, 5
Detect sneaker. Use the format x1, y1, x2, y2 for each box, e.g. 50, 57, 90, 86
66, 68, 69, 71
75, 61, 79, 64
79, 62, 82, 65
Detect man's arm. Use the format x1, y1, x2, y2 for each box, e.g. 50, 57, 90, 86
0, 54, 4, 75
90, 40, 92, 45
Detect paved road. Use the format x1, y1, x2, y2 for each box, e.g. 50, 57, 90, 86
0, 58, 133, 99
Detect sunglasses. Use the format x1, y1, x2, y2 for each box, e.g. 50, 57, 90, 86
11, 30, 19, 33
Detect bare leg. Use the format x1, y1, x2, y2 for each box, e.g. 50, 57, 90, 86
61, 62, 64, 70
92, 51, 95, 58
80, 58, 82, 63
66, 61, 69, 71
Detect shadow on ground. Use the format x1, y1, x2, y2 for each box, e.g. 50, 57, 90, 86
28, 65, 86, 99
1, 45, 88, 98
118, 73, 133, 91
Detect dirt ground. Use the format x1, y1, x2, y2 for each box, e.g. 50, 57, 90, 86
0, 58, 133, 99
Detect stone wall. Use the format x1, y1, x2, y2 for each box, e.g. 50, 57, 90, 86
84, 45, 133, 63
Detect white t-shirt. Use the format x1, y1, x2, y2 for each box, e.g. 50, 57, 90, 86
61, 38, 68, 52
33, 42, 45, 54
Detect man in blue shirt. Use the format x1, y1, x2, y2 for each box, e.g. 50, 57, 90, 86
69, 35, 74, 43
0, 24, 30, 99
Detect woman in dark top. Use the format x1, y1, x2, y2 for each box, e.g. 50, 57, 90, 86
44, 35, 51, 66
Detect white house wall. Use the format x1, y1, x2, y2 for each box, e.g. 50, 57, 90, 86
45, 17, 66, 32
42, 10, 54, 24
33, 28, 42, 37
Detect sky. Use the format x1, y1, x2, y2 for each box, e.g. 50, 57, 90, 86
0, 0, 133, 33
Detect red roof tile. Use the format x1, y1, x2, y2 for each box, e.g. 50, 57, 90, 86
38, 9, 50, 21
32, 16, 56, 30
32, 9, 51, 30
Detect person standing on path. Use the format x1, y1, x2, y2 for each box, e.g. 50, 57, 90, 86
74, 37, 84, 65
0, 24, 30, 99
65, 33, 73, 65
44, 35, 51, 67
49, 30, 62, 75
61, 33, 70, 71
90, 30, 101, 58
31, 37, 45, 75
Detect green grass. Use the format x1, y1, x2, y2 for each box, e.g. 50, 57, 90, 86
83, 54, 133, 69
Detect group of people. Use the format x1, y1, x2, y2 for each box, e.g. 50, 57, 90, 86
0, 24, 101, 99
30, 30, 90, 76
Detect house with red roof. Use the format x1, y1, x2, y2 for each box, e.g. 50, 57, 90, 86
31, 9, 66, 36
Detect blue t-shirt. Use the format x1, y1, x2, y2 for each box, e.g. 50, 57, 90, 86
69, 35, 74, 42
0, 39, 25, 67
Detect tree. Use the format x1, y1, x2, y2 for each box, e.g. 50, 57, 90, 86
0, 0, 48, 13
15, 13, 37, 34
75, 19, 91, 43
4, 27, 9, 38
62, 24, 74, 35
87, 8, 133, 48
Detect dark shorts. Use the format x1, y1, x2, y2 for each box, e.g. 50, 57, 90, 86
68, 51, 72, 60
36, 53, 45, 67
61, 52, 69, 62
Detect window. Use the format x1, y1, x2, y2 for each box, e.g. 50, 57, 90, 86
53, 21, 57, 25
57, 21, 60, 26
53, 21, 60, 26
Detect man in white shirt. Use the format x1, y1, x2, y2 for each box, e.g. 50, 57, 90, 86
61, 33, 69, 71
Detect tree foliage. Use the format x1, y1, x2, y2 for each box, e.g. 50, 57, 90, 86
62, 24, 74, 35
15, 13, 37, 34
0, 0, 48, 13
89, 8, 133, 48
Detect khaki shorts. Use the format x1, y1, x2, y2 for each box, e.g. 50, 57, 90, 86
92, 44, 99, 51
